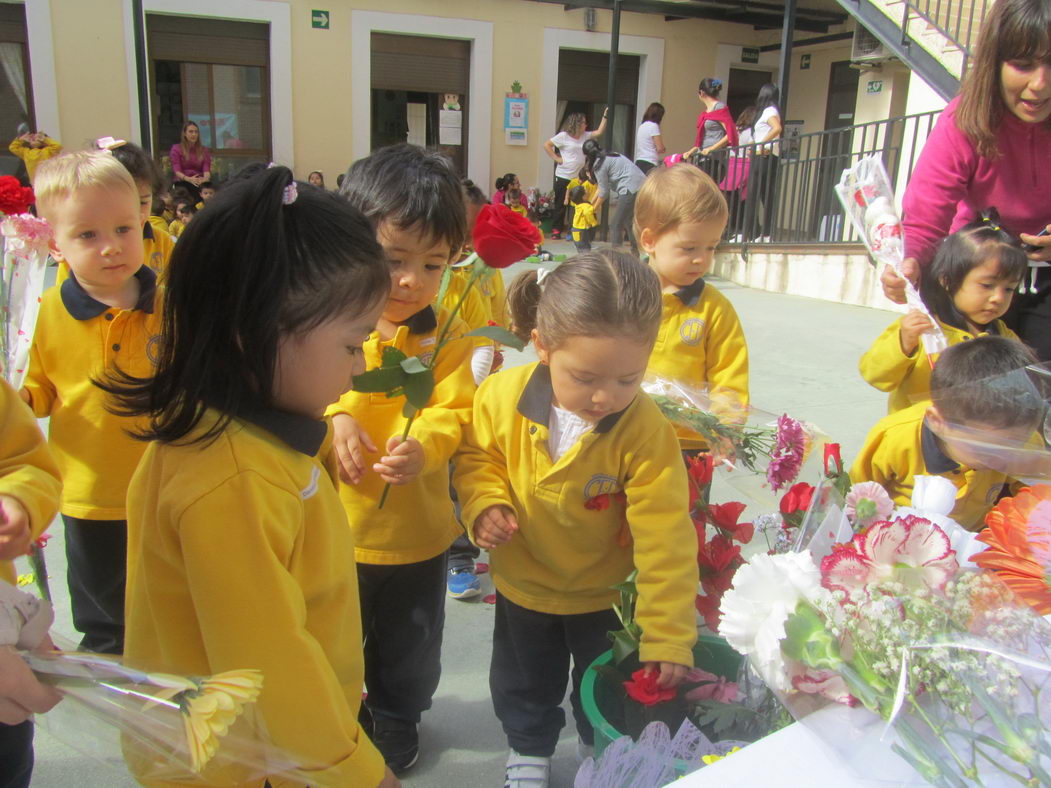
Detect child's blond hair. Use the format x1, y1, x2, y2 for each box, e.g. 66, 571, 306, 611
633, 163, 727, 241
34, 151, 137, 217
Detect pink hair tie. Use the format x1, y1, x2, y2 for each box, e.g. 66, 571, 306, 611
96, 136, 127, 151
282, 181, 298, 205
663, 153, 684, 167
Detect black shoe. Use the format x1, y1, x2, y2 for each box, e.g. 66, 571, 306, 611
372, 716, 419, 774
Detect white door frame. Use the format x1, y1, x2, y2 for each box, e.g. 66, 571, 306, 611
23, 0, 61, 135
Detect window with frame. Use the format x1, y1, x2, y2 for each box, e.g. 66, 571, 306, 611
0, 4, 35, 159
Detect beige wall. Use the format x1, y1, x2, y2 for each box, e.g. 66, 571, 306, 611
780, 42, 854, 135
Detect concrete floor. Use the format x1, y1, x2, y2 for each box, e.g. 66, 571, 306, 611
23, 244, 896, 786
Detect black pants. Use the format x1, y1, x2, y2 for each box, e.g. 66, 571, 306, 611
552, 176, 572, 235
0, 722, 33, 788
63, 516, 127, 655
635, 159, 657, 174
448, 533, 479, 573
742, 154, 780, 239
609, 192, 639, 254
1006, 278, 1051, 361
572, 226, 593, 252
490, 592, 620, 756
694, 153, 727, 187
359, 552, 448, 723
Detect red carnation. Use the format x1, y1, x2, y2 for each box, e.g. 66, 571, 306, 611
472, 204, 542, 269
0, 176, 34, 216
623, 668, 677, 706
686, 453, 714, 488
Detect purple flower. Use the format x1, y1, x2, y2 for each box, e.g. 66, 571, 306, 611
767, 414, 806, 492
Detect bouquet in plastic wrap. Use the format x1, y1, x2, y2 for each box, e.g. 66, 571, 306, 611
19, 645, 303, 784
835, 155, 947, 358
0, 189, 50, 390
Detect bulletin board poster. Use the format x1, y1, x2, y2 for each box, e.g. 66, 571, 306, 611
504, 97, 528, 130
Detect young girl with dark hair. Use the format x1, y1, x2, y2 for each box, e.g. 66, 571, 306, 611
634, 102, 666, 173
684, 77, 737, 184
108, 166, 399, 788
492, 172, 529, 216
455, 250, 698, 788
860, 215, 1026, 413
888, 0, 1051, 359
583, 139, 646, 253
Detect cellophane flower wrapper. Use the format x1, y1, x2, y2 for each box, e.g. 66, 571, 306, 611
791, 478, 851, 562
834, 156, 946, 357
23, 646, 302, 785
0, 213, 51, 389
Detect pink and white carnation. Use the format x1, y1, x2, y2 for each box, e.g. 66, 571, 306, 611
821, 515, 958, 594
1, 214, 52, 262
844, 481, 894, 527
791, 668, 856, 706
767, 414, 806, 492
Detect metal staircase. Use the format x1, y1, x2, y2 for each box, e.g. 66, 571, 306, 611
836, 0, 988, 100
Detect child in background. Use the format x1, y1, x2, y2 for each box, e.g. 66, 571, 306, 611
454, 251, 698, 788
852, 336, 1042, 530
568, 185, 597, 252
492, 173, 529, 217
8, 130, 62, 184
197, 181, 216, 207
308, 170, 326, 189
168, 199, 195, 239
564, 167, 597, 236
22, 151, 164, 655
108, 167, 398, 788
333, 144, 476, 774
0, 377, 62, 788
147, 196, 171, 243
463, 178, 508, 329
635, 164, 749, 452
860, 216, 1025, 413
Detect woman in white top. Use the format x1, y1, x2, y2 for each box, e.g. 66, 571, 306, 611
742, 83, 783, 242
634, 103, 666, 174
544, 108, 608, 239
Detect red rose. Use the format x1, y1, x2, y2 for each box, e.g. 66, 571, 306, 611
698, 534, 741, 574
0, 176, 34, 216
823, 443, 842, 477
695, 593, 723, 633
623, 668, 677, 706
686, 453, 714, 488
779, 482, 815, 516
472, 204, 541, 269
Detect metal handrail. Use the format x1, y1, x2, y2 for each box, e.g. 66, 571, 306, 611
719, 110, 942, 246
901, 0, 989, 79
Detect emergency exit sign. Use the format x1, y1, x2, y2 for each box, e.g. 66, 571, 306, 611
742, 47, 760, 64
311, 9, 329, 29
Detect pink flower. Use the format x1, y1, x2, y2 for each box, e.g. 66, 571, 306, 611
821, 515, 959, 594
767, 415, 806, 492
1, 214, 52, 262
844, 482, 894, 526
791, 668, 856, 706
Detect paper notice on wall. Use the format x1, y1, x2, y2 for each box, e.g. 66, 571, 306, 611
439, 109, 462, 146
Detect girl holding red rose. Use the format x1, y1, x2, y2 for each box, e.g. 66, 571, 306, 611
453, 250, 698, 788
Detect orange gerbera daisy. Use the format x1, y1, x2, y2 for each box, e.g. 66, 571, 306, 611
974, 485, 1051, 615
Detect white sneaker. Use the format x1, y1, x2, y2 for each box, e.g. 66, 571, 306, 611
729, 234, 744, 243
504, 750, 550, 788
575, 739, 595, 765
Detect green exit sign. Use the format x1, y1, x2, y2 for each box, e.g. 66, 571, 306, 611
311, 9, 329, 29
867, 79, 883, 94
741, 47, 760, 64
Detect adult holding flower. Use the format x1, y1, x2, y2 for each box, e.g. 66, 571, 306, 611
684, 78, 737, 185
634, 103, 667, 174
544, 109, 608, 239
583, 138, 646, 254
169, 121, 211, 199
884, 0, 1051, 359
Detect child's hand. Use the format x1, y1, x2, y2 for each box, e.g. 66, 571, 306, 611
899, 309, 935, 356
376, 767, 401, 788
708, 437, 737, 470
643, 661, 690, 689
0, 496, 31, 561
473, 505, 518, 549
374, 436, 424, 485
0, 645, 62, 725
331, 413, 377, 485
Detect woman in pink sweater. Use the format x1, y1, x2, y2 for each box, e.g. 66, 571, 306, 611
887, 0, 1051, 357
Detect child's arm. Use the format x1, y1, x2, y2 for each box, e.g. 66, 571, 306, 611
0, 380, 61, 561
40, 137, 62, 157
19, 341, 57, 419
330, 412, 379, 485
859, 316, 927, 393
8, 137, 27, 157
174, 481, 387, 787
407, 333, 477, 476
623, 415, 699, 673
849, 423, 893, 489
703, 297, 750, 410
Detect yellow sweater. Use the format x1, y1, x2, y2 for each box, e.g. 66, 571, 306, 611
646, 279, 750, 449
8, 136, 62, 183
22, 267, 162, 519
326, 306, 476, 564
850, 402, 1008, 531
454, 362, 698, 667
124, 409, 384, 788
443, 269, 494, 346
0, 379, 61, 586
859, 317, 1018, 414
475, 268, 508, 328
572, 202, 598, 230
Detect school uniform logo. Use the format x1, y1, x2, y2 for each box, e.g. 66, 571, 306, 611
584, 473, 620, 500
679, 318, 706, 346
300, 466, 321, 500
985, 483, 1003, 505
146, 334, 163, 365
419, 352, 434, 367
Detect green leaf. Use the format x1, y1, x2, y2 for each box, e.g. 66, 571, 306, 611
435, 265, 453, 310
402, 368, 435, 410
400, 356, 429, 375
464, 325, 527, 351
402, 401, 418, 419
380, 346, 409, 368
352, 366, 407, 394
611, 629, 640, 665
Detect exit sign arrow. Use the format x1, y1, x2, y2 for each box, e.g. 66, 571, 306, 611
312, 9, 329, 29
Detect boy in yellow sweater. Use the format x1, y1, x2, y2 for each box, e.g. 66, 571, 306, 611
22, 151, 162, 654
852, 336, 1044, 530
568, 185, 597, 252
635, 164, 749, 452
332, 144, 476, 774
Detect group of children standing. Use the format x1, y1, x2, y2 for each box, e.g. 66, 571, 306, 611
0, 133, 1043, 788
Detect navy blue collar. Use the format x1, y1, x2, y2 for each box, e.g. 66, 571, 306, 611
921, 418, 960, 474
142, 222, 154, 241
60, 265, 157, 320
404, 305, 438, 335
516, 363, 628, 434
673, 278, 706, 306
237, 403, 328, 457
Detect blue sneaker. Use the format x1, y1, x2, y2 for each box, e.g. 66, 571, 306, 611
447, 568, 481, 599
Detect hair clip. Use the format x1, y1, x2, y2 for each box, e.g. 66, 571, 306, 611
978, 208, 1003, 233
282, 181, 298, 206
712, 79, 722, 87
96, 136, 127, 151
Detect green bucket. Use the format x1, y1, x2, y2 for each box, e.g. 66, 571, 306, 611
581, 635, 744, 758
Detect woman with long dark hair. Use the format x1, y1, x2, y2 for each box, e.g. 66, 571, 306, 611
583, 138, 646, 253
684, 78, 737, 185
544, 109, 608, 239
634, 102, 666, 173
741, 83, 782, 242
886, 0, 1051, 360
